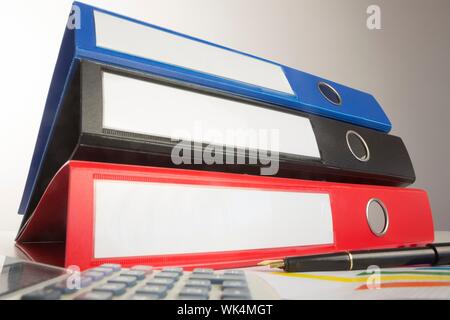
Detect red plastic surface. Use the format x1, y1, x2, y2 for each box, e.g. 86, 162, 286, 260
17, 161, 434, 270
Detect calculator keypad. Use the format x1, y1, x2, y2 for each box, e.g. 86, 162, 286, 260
18, 263, 279, 300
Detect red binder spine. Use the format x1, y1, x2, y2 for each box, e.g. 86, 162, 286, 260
17, 161, 434, 270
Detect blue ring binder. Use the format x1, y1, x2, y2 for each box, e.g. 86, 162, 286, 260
18, 2, 393, 217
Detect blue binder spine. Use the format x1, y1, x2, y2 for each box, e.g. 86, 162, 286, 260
72, 2, 391, 132
18, 1, 392, 217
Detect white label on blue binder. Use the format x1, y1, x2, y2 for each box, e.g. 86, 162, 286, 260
93, 180, 334, 258
94, 10, 294, 95
101, 72, 320, 158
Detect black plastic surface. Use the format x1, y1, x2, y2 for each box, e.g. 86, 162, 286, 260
20, 59, 417, 225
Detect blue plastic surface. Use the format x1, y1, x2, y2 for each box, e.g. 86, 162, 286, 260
73, 2, 390, 132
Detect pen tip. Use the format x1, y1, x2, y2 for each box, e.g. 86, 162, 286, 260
258, 260, 285, 269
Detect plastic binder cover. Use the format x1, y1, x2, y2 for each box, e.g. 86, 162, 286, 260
16, 161, 433, 270
75, 2, 391, 132
19, 1, 393, 218
18, 60, 415, 224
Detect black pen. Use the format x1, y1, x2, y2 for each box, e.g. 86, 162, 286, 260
258, 243, 450, 272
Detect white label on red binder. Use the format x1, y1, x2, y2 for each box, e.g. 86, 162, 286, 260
101, 72, 321, 159
93, 180, 334, 258
94, 10, 294, 95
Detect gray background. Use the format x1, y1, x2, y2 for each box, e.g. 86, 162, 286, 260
0, 0, 449, 231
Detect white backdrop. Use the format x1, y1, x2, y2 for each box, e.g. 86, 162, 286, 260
1, 0, 449, 232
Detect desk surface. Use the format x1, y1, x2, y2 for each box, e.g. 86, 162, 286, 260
1, 230, 450, 260
2, 230, 450, 300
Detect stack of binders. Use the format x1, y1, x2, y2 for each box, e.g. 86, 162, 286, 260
16, 2, 434, 270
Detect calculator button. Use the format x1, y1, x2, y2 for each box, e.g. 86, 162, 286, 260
131, 265, 153, 274
120, 270, 147, 280
136, 285, 168, 299
222, 295, 252, 300
108, 276, 138, 287
178, 295, 209, 300
221, 288, 251, 300
21, 288, 62, 300
222, 280, 248, 289
130, 294, 161, 300
185, 279, 212, 290
161, 267, 183, 275
190, 274, 225, 284
179, 287, 209, 299
223, 274, 246, 282
80, 276, 94, 288
75, 291, 113, 300
93, 283, 127, 296
51, 281, 79, 294
155, 272, 180, 280
147, 278, 175, 289
83, 271, 105, 281
224, 270, 245, 276
192, 268, 214, 275
99, 263, 121, 272
91, 267, 115, 276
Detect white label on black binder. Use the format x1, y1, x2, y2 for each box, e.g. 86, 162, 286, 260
94, 10, 294, 95
101, 72, 321, 158
93, 180, 334, 258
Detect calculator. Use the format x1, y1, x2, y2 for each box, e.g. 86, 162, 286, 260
0, 256, 280, 300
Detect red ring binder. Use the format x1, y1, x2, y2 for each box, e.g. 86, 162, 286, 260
16, 161, 433, 270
